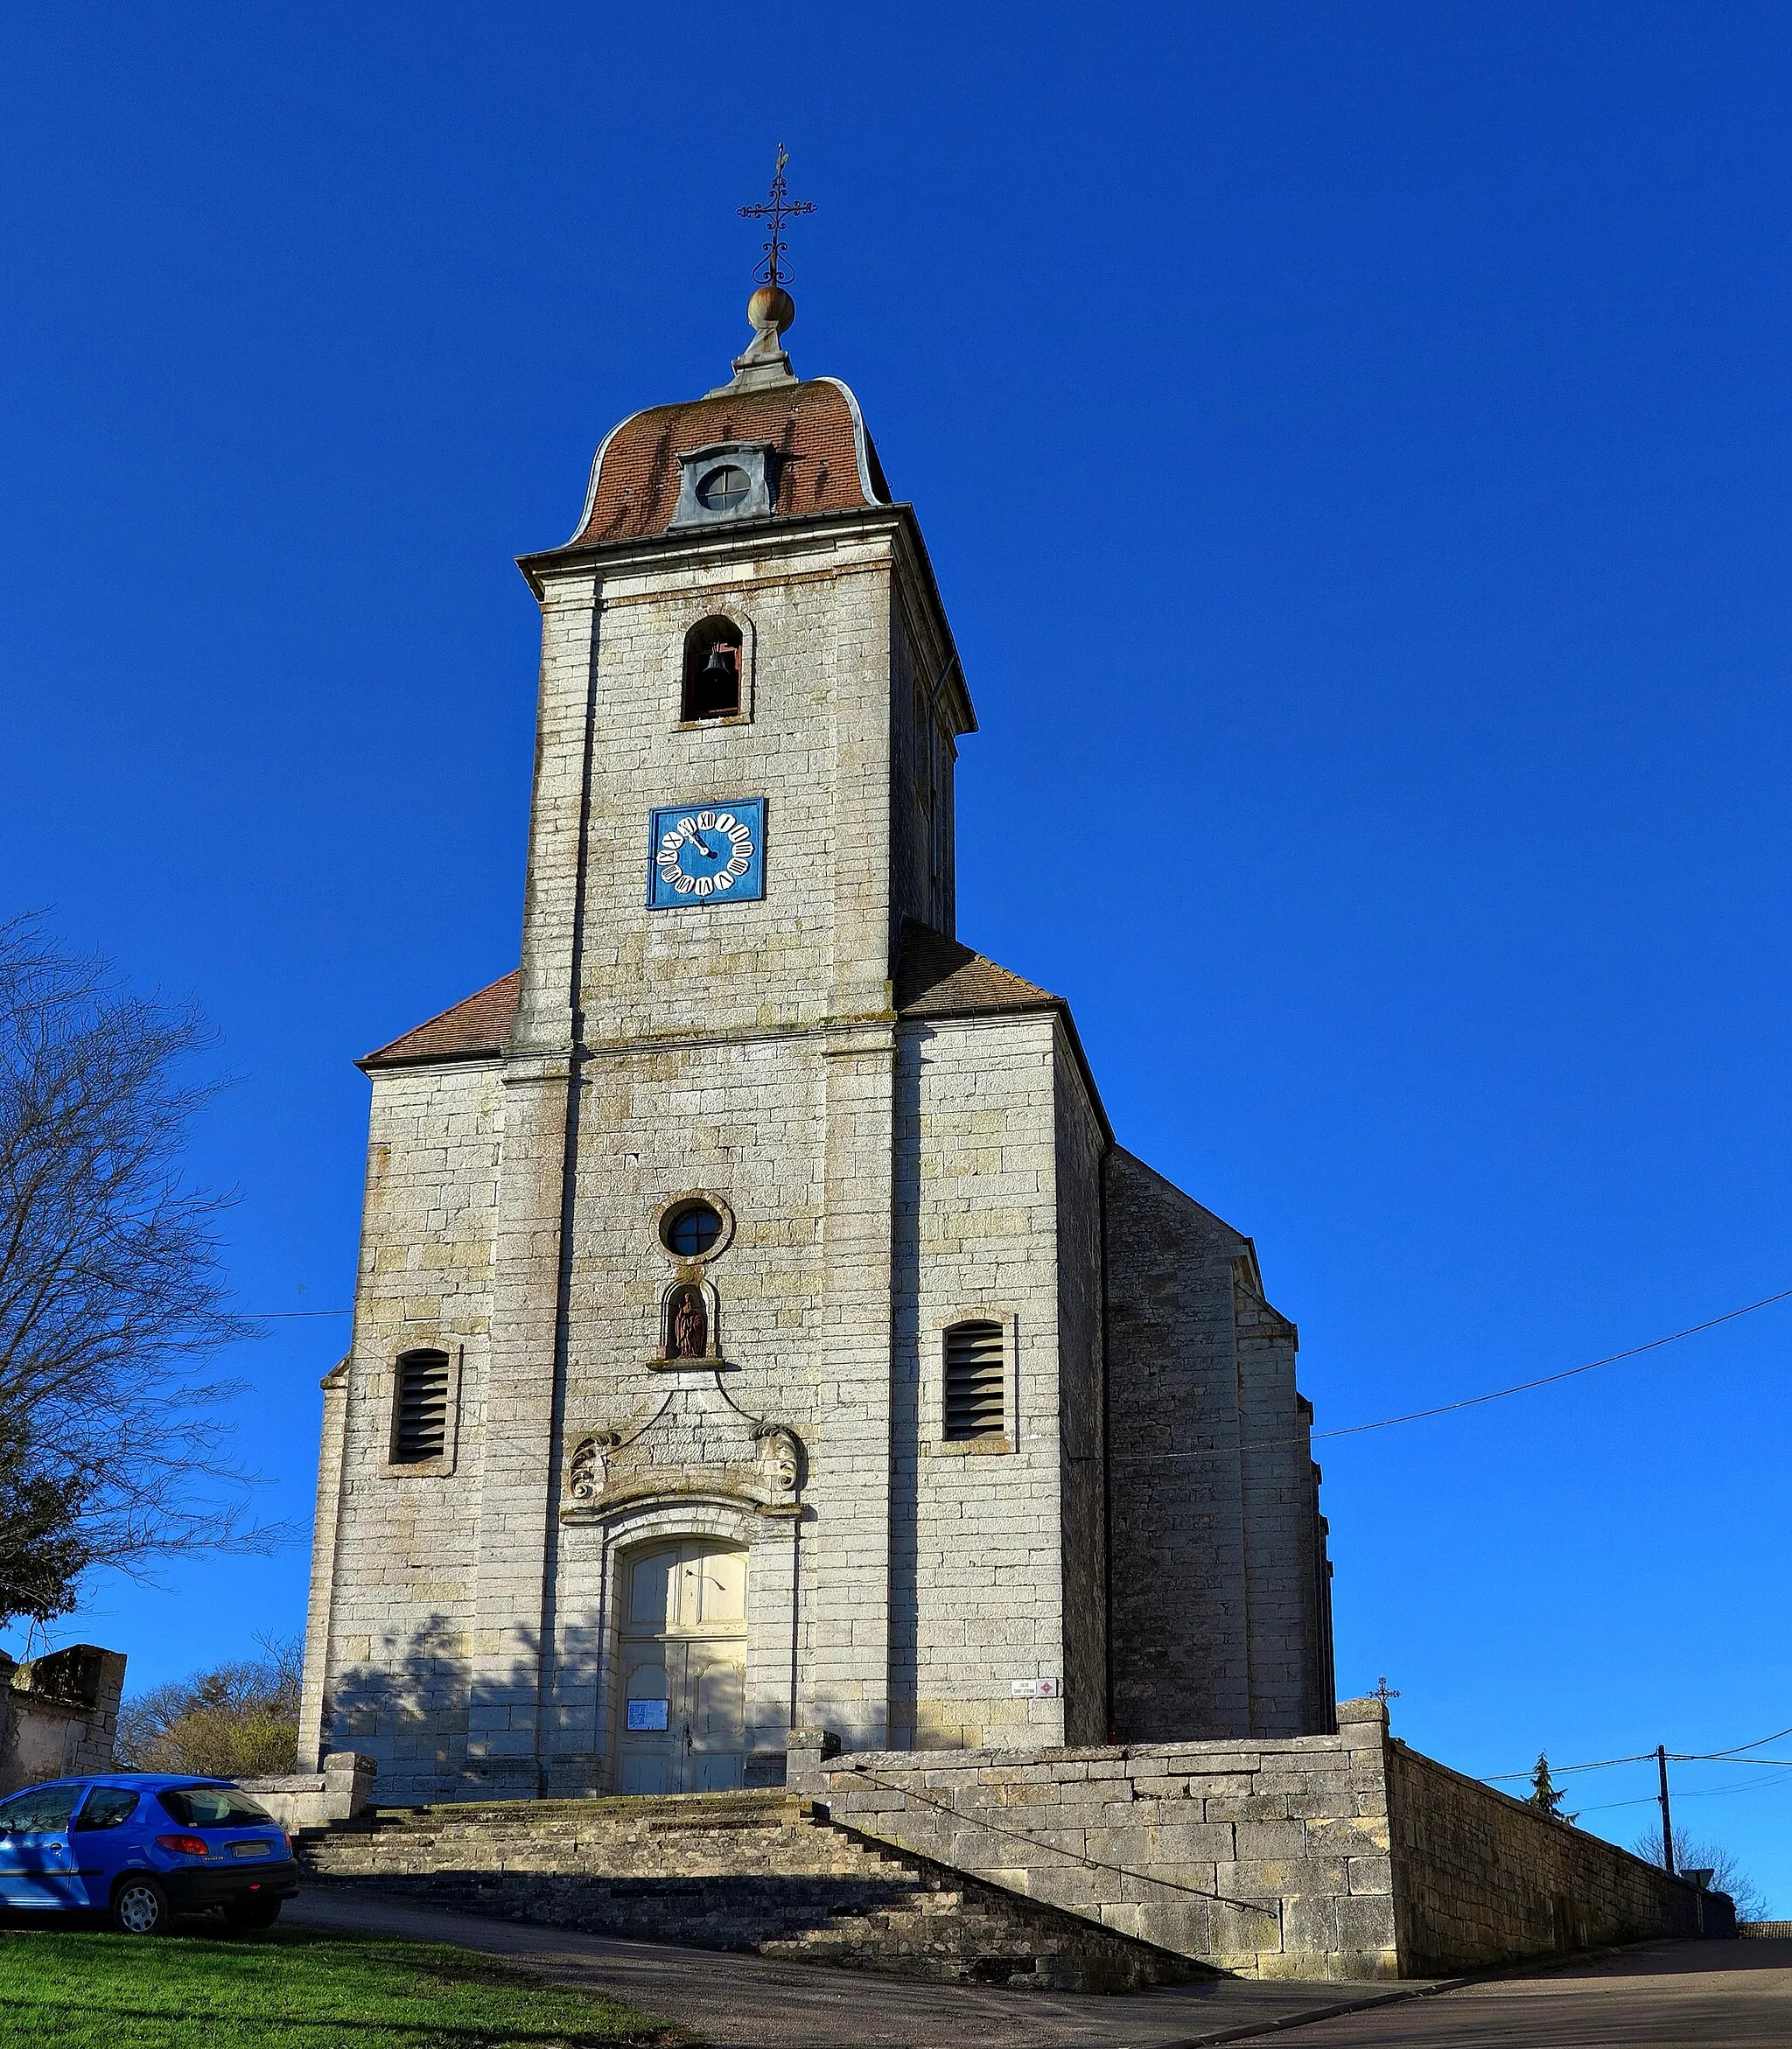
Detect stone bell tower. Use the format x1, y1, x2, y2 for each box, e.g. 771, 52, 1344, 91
451, 276, 981, 1794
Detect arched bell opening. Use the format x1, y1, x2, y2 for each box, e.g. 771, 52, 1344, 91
681, 616, 744, 721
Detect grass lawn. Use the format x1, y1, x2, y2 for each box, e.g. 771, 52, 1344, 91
0, 1922, 679, 2048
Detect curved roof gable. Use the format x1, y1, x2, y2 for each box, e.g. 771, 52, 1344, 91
568, 378, 889, 546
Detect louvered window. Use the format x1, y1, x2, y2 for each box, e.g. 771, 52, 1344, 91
943, 1321, 1006, 1442
392, 1348, 452, 1464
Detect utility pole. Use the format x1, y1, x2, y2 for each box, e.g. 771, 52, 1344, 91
1656, 1745, 1675, 1874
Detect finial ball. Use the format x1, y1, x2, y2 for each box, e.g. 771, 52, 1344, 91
748, 284, 795, 335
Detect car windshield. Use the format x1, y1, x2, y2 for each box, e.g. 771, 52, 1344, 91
157, 1784, 276, 1828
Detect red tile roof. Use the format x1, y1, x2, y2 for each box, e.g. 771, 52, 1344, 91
893, 920, 1111, 1143
359, 971, 520, 1069
358, 927, 1065, 1070
892, 920, 1060, 1018
570, 379, 889, 544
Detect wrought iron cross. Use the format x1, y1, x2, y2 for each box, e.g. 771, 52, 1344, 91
1371, 1675, 1402, 1705
738, 143, 816, 288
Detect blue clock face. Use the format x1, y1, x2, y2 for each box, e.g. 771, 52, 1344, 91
647, 798, 766, 908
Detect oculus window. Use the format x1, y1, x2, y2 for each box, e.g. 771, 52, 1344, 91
696, 465, 750, 512
663, 1201, 724, 1258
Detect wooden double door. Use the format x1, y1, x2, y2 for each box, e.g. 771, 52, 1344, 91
615, 1540, 747, 1794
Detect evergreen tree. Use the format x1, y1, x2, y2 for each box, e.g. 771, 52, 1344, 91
1530, 1752, 1568, 1817
0, 1415, 91, 1629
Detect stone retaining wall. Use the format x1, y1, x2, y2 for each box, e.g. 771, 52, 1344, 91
300, 1790, 1198, 1990
795, 1701, 1399, 1978
1385, 1740, 1727, 1969
796, 1697, 1728, 1979
241, 1752, 379, 1834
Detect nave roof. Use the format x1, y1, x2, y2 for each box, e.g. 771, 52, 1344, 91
360, 925, 1068, 1071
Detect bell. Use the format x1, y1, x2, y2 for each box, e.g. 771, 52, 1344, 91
702, 645, 736, 683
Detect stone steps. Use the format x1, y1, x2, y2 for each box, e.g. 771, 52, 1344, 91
298, 1790, 1200, 1991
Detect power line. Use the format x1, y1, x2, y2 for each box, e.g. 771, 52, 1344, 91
1484, 1751, 1657, 1782
1578, 1773, 1792, 1815
1488, 1754, 1792, 1783
1700, 1721, 1792, 1760
1109, 1283, 1792, 1462
1484, 1724, 1792, 1784
1312, 1286, 1792, 1445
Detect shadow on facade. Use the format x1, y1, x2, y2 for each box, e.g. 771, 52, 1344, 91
326, 1612, 481, 1794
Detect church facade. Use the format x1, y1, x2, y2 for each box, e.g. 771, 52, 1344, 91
297, 289, 1336, 1805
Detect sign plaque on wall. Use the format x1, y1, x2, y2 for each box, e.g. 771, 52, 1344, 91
1010, 1677, 1060, 1699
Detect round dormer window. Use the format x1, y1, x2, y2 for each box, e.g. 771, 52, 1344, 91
696, 465, 750, 513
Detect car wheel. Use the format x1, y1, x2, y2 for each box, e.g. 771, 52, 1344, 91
112, 1875, 174, 1936
222, 1896, 281, 1930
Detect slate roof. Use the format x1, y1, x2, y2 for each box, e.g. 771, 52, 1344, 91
359, 970, 520, 1070
569, 380, 892, 546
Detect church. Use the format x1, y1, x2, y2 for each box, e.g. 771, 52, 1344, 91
296, 268, 1336, 1807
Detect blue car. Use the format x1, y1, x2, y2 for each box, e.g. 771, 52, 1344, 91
0, 1773, 300, 1934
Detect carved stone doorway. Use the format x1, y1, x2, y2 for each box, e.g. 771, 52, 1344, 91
614, 1540, 747, 1794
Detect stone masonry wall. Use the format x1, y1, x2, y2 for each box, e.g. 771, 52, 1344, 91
316, 1056, 502, 1801
1102, 1152, 1255, 1741
1102, 1150, 1332, 1742
1385, 1738, 1713, 1970
802, 1697, 1399, 1979
1053, 1030, 1107, 1745
886, 602, 957, 945
528, 519, 935, 1050
1236, 1282, 1331, 1737
550, 1027, 828, 1783
891, 1011, 1074, 1752
798, 1699, 1723, 1980
0, 1647, 128, 1796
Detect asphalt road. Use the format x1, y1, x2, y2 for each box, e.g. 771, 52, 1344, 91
286, 1881, 1427, 2046
285, 1885, 1792, 2048
1247, 1936, 1792, 2048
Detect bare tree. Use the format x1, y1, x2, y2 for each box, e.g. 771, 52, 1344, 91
115, 1634, 303, 1777
1633, 1824, 1768, 1921
0, 914, 290, 1630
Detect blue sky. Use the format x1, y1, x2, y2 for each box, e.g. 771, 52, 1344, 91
4, 3, 1788, 1905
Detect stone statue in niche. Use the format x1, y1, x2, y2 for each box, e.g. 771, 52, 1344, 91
668, 1284, 708, 1360
755, 1424, 802, 1504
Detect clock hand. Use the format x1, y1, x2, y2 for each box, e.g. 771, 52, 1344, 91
687, 832, 718, 858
